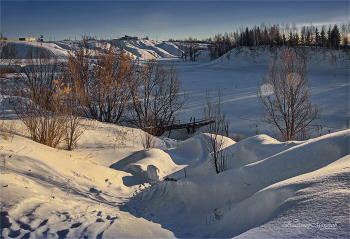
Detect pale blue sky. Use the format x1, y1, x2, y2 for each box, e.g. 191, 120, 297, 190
1, 0, 349, 41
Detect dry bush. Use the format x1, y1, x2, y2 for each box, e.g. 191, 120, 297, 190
53, 78, 85, 150
202, 90, 229, 174
13, 77, 84, 150
114, 129, 128, 146
14, 95, 67, 148
140, 128, 156, 149
0, 112, 16, 142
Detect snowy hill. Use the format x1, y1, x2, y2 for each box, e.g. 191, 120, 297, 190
5, 39, 182, 61
6, 41, 69, 59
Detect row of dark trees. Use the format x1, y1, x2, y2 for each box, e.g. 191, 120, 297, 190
207, 22, 349, 60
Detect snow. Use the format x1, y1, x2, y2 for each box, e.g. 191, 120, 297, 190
1, 40, 349, 238
122, 130, 349, 238
8, 41, 68, 59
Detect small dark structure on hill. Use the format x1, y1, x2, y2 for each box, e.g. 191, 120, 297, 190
119, 35, 138, 41
19, 37, 36, 42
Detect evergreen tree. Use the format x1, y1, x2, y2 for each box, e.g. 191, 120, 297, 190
327, 27, 332, 49
275, 29, 281, 46
289, 32, 293, 46
294, 33, 299, 46
306, 30, 311, 46
343, 37, 348, 51
264, 27, 269, 46
315, 27, 320, 48
331, 25, 341, 49
320, 27, 326, 48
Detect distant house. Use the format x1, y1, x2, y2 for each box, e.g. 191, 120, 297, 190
19, 37, 36, 42
119, 35, 138, 41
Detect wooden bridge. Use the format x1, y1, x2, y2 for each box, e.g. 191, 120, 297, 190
123, 117, 215, 136
164, 118, 215, 134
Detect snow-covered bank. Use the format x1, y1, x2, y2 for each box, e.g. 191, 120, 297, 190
0, 118, 175, 238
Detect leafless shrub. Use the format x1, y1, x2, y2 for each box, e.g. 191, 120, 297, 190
257, 48, 320, 141
212, 207, 223, 220
140, 127, 156, 149
53, 78, 85, 150
207, 206, 223, 226
0, 97, 15, 141
13, 96, 67, 148
202, 89, 229, 174
114, 129, 128, 146
0, 120, 16, 142
13, 77, 84, 150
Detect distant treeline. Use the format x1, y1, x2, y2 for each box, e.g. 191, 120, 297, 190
170, 22, 350, 60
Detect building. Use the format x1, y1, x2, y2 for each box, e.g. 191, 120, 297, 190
19, 37, 36, 42
118, 35, 138, 41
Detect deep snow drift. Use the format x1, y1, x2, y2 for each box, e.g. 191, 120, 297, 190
121, 130, 349, 238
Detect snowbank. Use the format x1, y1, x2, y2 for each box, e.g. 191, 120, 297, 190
123, 130, 350, 238
110, 148, 185, 183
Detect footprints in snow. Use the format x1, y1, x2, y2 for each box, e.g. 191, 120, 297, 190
1, 209, 119, 239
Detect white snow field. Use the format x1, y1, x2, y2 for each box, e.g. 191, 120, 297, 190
1, 40, 349, 238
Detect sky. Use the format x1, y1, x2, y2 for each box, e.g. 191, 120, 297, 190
1, 0, 349, 41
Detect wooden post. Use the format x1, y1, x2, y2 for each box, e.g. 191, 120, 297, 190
168, 117, 175, 138
192, 117, 196, 134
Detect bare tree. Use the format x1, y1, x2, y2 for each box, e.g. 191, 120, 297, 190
179, 37, 201, 62
189, 43, 201, 61
179, 43, 189, 61
258, 48, 320, 141
202, 89, 229, 174
130, 60, 187, 136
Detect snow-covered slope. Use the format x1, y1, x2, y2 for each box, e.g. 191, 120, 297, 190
5, 39, 182, 61
0, 117, 174, 238
8, 41, 69, 59
121, 40, 181, 60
